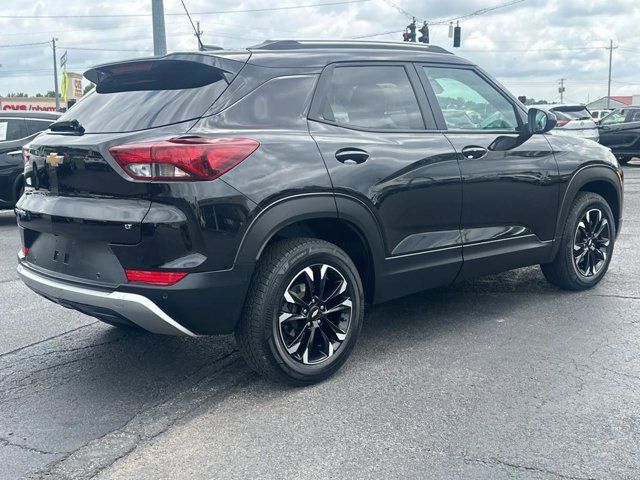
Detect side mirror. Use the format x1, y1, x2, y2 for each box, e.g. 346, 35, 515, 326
489, 108, 557, 152
527, 108, 557, 135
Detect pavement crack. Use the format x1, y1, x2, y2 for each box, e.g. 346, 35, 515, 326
467, 456, 597, 480
590, 293, 640, 300
0, 436, 65, 456
28, 350, 250, 480
0, 322, 99, 360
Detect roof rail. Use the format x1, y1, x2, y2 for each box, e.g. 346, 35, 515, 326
248, 40, 452, 55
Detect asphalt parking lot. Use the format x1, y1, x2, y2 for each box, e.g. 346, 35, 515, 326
0, 164, 639, 480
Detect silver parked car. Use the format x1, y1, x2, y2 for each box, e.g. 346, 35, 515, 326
536, 104, 600, 142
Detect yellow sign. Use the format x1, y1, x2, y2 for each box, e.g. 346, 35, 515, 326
46, 152, 64, 167
61, 71, 69, 104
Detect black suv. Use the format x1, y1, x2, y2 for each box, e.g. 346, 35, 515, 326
598, 106, 640, 164
16, 41, 623, 385
0, 111, 60, 209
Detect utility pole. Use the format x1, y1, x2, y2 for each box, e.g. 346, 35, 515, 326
51, 38, 60, 111
151, 0, 167, 56
558, 78, 566, 103
607, 39, 617, 109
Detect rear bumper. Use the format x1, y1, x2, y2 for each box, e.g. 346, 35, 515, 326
18, 263, 197, 336
17, 261, 254, 335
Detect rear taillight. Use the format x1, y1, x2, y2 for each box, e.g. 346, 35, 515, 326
555, 119, 569, 127
109, 137, 259, 181
19, 246, 29, 257
125, 270, 188, 286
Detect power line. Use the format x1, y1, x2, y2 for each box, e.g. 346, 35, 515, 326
357, 0, 526, 38
430, 0, 526, 25
58, 46, 152, 52
0, 0, 371, 19
376, 0, 525, 24
178, 0, 204, 50
0, 41, 51, 48
460, 46, 608, 53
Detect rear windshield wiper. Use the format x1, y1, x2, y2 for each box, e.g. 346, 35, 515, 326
49, 119, 85, 135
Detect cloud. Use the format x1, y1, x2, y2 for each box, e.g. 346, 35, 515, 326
0, 0, 639, 102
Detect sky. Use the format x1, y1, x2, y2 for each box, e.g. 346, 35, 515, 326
1, 0, 639, 104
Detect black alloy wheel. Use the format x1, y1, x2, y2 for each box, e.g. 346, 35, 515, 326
572, 208, 611, 278
541, 192, 616, 290
235, 238, 364, 385
278, 264, 352, 365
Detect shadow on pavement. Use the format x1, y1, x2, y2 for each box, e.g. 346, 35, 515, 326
0, 211, 16, 227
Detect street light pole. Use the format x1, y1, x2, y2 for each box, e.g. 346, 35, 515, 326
151, 0, 167, 56
52, 38, 60, 111
606, 39, 616, 109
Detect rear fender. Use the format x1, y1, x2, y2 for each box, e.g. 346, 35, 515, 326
233, 192, 386, 281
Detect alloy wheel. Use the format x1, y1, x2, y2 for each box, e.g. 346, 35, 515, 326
278, 264, 353, 365
573, 208, 611, 277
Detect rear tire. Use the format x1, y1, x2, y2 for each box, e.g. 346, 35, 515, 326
541, 192, 615, 290
235, 238, 364, 386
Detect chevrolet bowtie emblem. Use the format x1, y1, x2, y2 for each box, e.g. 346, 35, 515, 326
46, 152, 64, 167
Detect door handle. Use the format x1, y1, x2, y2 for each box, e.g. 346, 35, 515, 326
335, 148, 369, 165
461, 146, 488, 160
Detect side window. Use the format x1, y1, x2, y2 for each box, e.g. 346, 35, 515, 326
0, 119, 26, 141
319, 66, 424, 130
23, 120, 51, 137
601, 110, 625, 125
629, 110, 640, 123
423, 67, 519, 132
205, 75, 317, 130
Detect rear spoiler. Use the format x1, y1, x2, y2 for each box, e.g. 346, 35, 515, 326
84, 52, 249, 94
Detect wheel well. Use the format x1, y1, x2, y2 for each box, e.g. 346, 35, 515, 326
579, 180, 620, 230
264, 218, 375, 303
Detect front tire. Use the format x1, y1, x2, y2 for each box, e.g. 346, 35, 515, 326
541, 192, 615, 290
235, 238, 364, 386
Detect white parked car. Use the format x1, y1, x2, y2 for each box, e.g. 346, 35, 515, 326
590, 109, 614, 121
535, 104, 600, 142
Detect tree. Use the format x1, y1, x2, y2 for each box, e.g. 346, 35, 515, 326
83, 82, 95, 95
6, 92, 28, 97
44, 91, 57, 98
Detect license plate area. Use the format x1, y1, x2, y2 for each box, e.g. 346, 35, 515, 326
27, 233, 126, 284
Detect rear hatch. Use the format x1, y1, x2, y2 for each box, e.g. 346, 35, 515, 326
18, 52, 248, 284
551, 106, 598, 137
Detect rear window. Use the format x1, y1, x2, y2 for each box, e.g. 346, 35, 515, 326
57, 57, 245, 133
551, 106, 591, 121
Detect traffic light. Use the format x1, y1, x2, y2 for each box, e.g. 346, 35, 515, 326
407, 18, 416, 42
418, 22, 429, 44
453, 21, 461, 48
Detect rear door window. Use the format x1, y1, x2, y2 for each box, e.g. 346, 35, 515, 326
421, 66, 519, 132
317, 65, 425, 130
24, 119, 52, 137
0, 119, 26, 141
